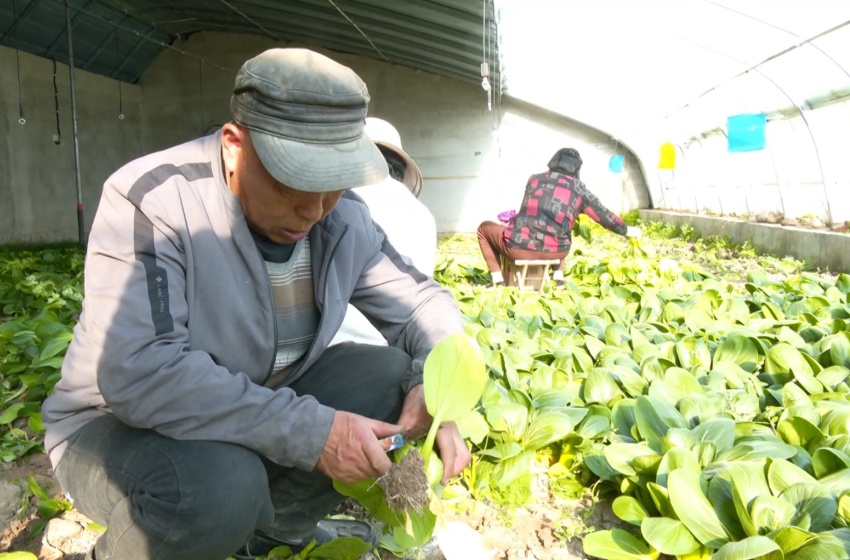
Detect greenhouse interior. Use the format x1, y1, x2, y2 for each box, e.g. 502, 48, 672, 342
2, 0, 850, 559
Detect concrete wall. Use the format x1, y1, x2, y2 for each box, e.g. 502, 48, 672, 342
640, 209, 850, 273
0, 46, 143, 244
1, 32, 648, 243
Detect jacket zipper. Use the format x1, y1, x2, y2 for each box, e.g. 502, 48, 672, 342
256, 249, 278, 383
286, 223, 347, 384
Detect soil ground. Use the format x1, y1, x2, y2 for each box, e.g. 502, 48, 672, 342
0, 451, 620, 559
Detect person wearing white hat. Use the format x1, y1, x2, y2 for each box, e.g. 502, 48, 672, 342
330, 118, 438, 347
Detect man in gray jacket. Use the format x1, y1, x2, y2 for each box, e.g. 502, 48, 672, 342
41, 48, 468, 560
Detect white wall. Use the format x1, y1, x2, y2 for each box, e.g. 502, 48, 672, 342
0, 32, 648, 243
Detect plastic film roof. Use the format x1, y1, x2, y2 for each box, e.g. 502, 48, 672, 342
3, 0, 850, 159
497, 0, 850, 144
0, 0, 499, 86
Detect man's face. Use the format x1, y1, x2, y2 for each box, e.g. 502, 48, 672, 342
221, 124, 344, 244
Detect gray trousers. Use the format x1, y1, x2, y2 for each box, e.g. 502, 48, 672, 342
54, 343, 409, 560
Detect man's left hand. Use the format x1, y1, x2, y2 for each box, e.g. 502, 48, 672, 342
397, 384, 472, 485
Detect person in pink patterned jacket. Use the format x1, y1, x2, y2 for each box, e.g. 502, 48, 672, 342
477, 148, 641, 286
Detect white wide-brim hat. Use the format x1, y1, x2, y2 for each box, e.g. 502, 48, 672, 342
364, 117, 423, 198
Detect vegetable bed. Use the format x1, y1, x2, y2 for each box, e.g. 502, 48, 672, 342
3, 219, 850, 559
436, 219, 850, 560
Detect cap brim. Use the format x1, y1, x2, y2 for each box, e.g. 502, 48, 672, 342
250, 130, 388, 192
375, 141, 423, 198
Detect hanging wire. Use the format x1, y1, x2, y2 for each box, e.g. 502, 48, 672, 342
700, 0, 850, 82
480, 0, 492, 111
51, 0, 233, 74
115, 36, 125, 120
218, 0, 281, 42
12, 0, 26, 124
327, 0, 389, 62
198, 59, 205, 133
52, 59, 61, 144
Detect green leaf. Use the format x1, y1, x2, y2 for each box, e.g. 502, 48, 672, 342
585, 368, 625, 406
819, 468, 850, 495
37, 330, 73, 361
612, 496, 649, 526
577, 415, 611, 441
669, 469, 730, 548
424, 333, 488, 423
835, 274, 850, 297
493, 450, 534, 486
817, 366, 850, 391
603, 444, 660, 477
332, 480, 402, 528
27, 474, 49, 500
750, 495, 796, 533
612, 399, 637, 442
0, 403, 26, 424
712, 536, 783, 560
838, 493, 850, 524
656, 447, 701, 488
709, 474, 747, 541
812, 447, 850, 478
777, 416, 825, 450
646, 481, 676, 518
728, 462, 772, 537
301, 537, 372, 560
719, 440, 798, 462
785, 532, 849, 559
521, 410, 577, 452
635, 395, 686, 452
640, 517, 700, 556
609, 366, 649, 398
768, 526, 816, 555
692, 418, 735, 454
36, 498, 72, 519
455, 410, 489, 445
391, 506, 438, 550
821, 408, 850, 437
765, 344, 823, 394
715, 336, 762, 372
780, 483, 838, 532
582, 529, 655, 560
662, 427, 697, 452
823, 333, 850, 369
767, 458, 818, 496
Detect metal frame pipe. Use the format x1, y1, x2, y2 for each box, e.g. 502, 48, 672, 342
65, 0, 86, 245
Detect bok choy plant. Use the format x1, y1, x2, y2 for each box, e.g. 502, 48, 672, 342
334, 332, 487, 553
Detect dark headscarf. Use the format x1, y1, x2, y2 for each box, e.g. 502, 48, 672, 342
547, 148, 583, 178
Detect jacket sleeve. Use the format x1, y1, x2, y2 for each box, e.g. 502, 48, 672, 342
346, 206, 465, 392
83, 175, 334, 471
579, 185, 628, 236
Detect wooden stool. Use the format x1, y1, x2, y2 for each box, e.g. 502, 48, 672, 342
501, 258, 561, 291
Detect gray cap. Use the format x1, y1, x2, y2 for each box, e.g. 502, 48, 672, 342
230, 48, 388, 192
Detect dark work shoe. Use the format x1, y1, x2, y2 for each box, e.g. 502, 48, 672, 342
233, 519, 378, 559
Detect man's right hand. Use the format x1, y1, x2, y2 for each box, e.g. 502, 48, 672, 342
315, 411, 403, 484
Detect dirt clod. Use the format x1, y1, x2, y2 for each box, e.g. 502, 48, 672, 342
378, 450, 430, 513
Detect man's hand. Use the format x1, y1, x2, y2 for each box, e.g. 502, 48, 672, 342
398, 384, 472, 485
315, 411, 402, 484
397, 383, 431, 430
